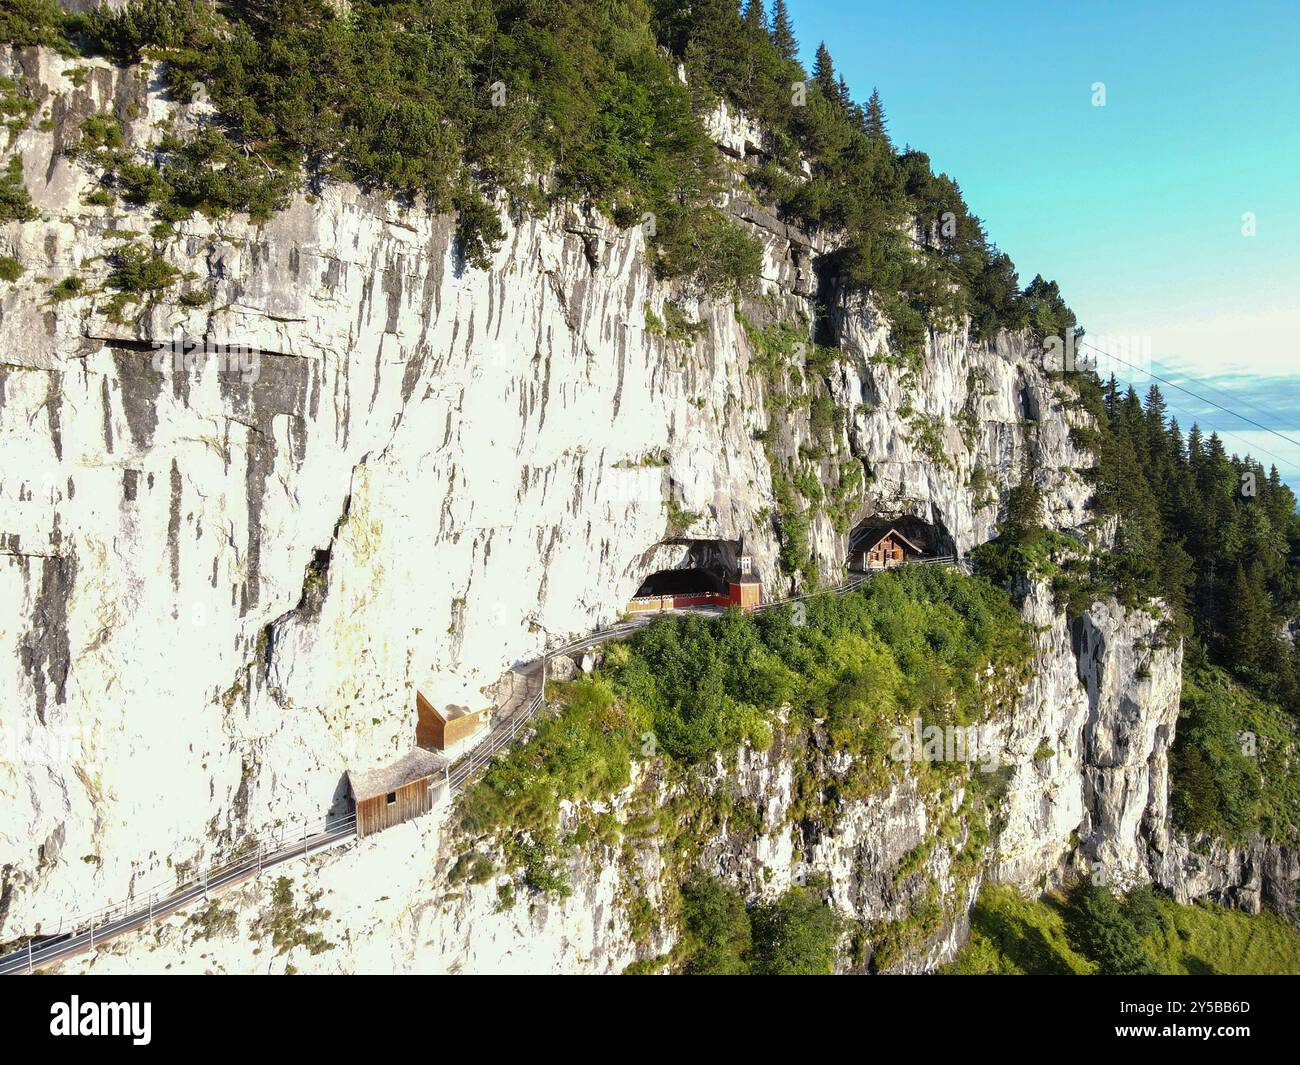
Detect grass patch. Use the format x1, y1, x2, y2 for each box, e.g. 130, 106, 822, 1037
948, 882, 1300, 975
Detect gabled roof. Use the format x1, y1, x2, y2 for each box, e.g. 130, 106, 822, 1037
417, 691, 488, 724
347, 748, 447, 802
428, 702, 486, 724
851, 523, 925, 555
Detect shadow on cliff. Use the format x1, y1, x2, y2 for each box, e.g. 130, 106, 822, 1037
969, 904, 1079, 975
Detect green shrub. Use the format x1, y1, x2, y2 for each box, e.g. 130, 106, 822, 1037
1, 76, 38, 140
0, 154, 37, 222
75, 114, 123, 150
106, 242, 179, 295
48, 275, 83, 301
251, 876, 334, 957
676, 877, 839, 975
679, 877, 752, 975
749, 885, 841, 975
457, 676, 637, 843
661, 301, 706, 343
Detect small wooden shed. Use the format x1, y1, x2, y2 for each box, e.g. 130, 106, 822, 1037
416, 691, 487, 751
347, 748, 448, 838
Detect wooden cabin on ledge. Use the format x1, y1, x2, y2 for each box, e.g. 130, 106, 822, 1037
416, 691, 487, 752
848, 522, 927, 571
347, 748, 448, 838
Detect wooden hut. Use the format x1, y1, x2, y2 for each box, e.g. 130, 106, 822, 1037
849, 524, 926, 571
347, 748, 448, 838
416, 691, 487, 752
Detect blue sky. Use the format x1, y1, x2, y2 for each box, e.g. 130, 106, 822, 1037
787, 0, 1300, 490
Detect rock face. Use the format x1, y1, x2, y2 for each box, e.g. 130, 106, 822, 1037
1150, 830, 1300, 918
0, 46, 1279, 972
54, 579, 1186, 975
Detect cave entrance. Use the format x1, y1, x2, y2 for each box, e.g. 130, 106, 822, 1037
634, 567, 726, 598
626, 539, 763, 614
848, 516, 947, 572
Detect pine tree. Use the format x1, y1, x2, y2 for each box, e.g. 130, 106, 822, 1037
864, 87, 888, 143
1102, 373, 1120, 420
742, 0, 766, 33
812, 41, 835, 97
1144, 384, 1169, 462
1067, 883, 1158, 976
1168, 417, 1186, 463
1187, 423, 1205, 472
836, 74, 853, 109
769, 0, 798, 61
1224, 562, 1272, 674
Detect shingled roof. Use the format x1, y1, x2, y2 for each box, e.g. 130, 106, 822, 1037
850, 522, 925, 555
347, 748, 448, 803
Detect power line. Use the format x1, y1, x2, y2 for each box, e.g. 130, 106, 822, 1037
1207, 429, 1296, 475
1086, 369, 1297, 475
1133, 359, 1300, 468
1079, 340, 1300, 453
1149, 356, 1299, 437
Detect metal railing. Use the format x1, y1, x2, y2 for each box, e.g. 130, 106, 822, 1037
0, 811, 357, 975
448, 682, 544, 793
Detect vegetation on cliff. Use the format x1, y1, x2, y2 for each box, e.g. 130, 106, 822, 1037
1083, 378, 1300, 701
455, 567, 1030, 965
675, 875, 840, 975
2, 0, 1074, 339
460, 566, 1029, 846
1170, 665, 1300, 847
982, 372, 1300, 715
950, 882, 1300, 976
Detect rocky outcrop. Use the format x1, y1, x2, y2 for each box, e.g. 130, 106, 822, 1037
1072, 600, 1183, 887
49, 575, 1183, 975
1150, 832, 1300, 918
